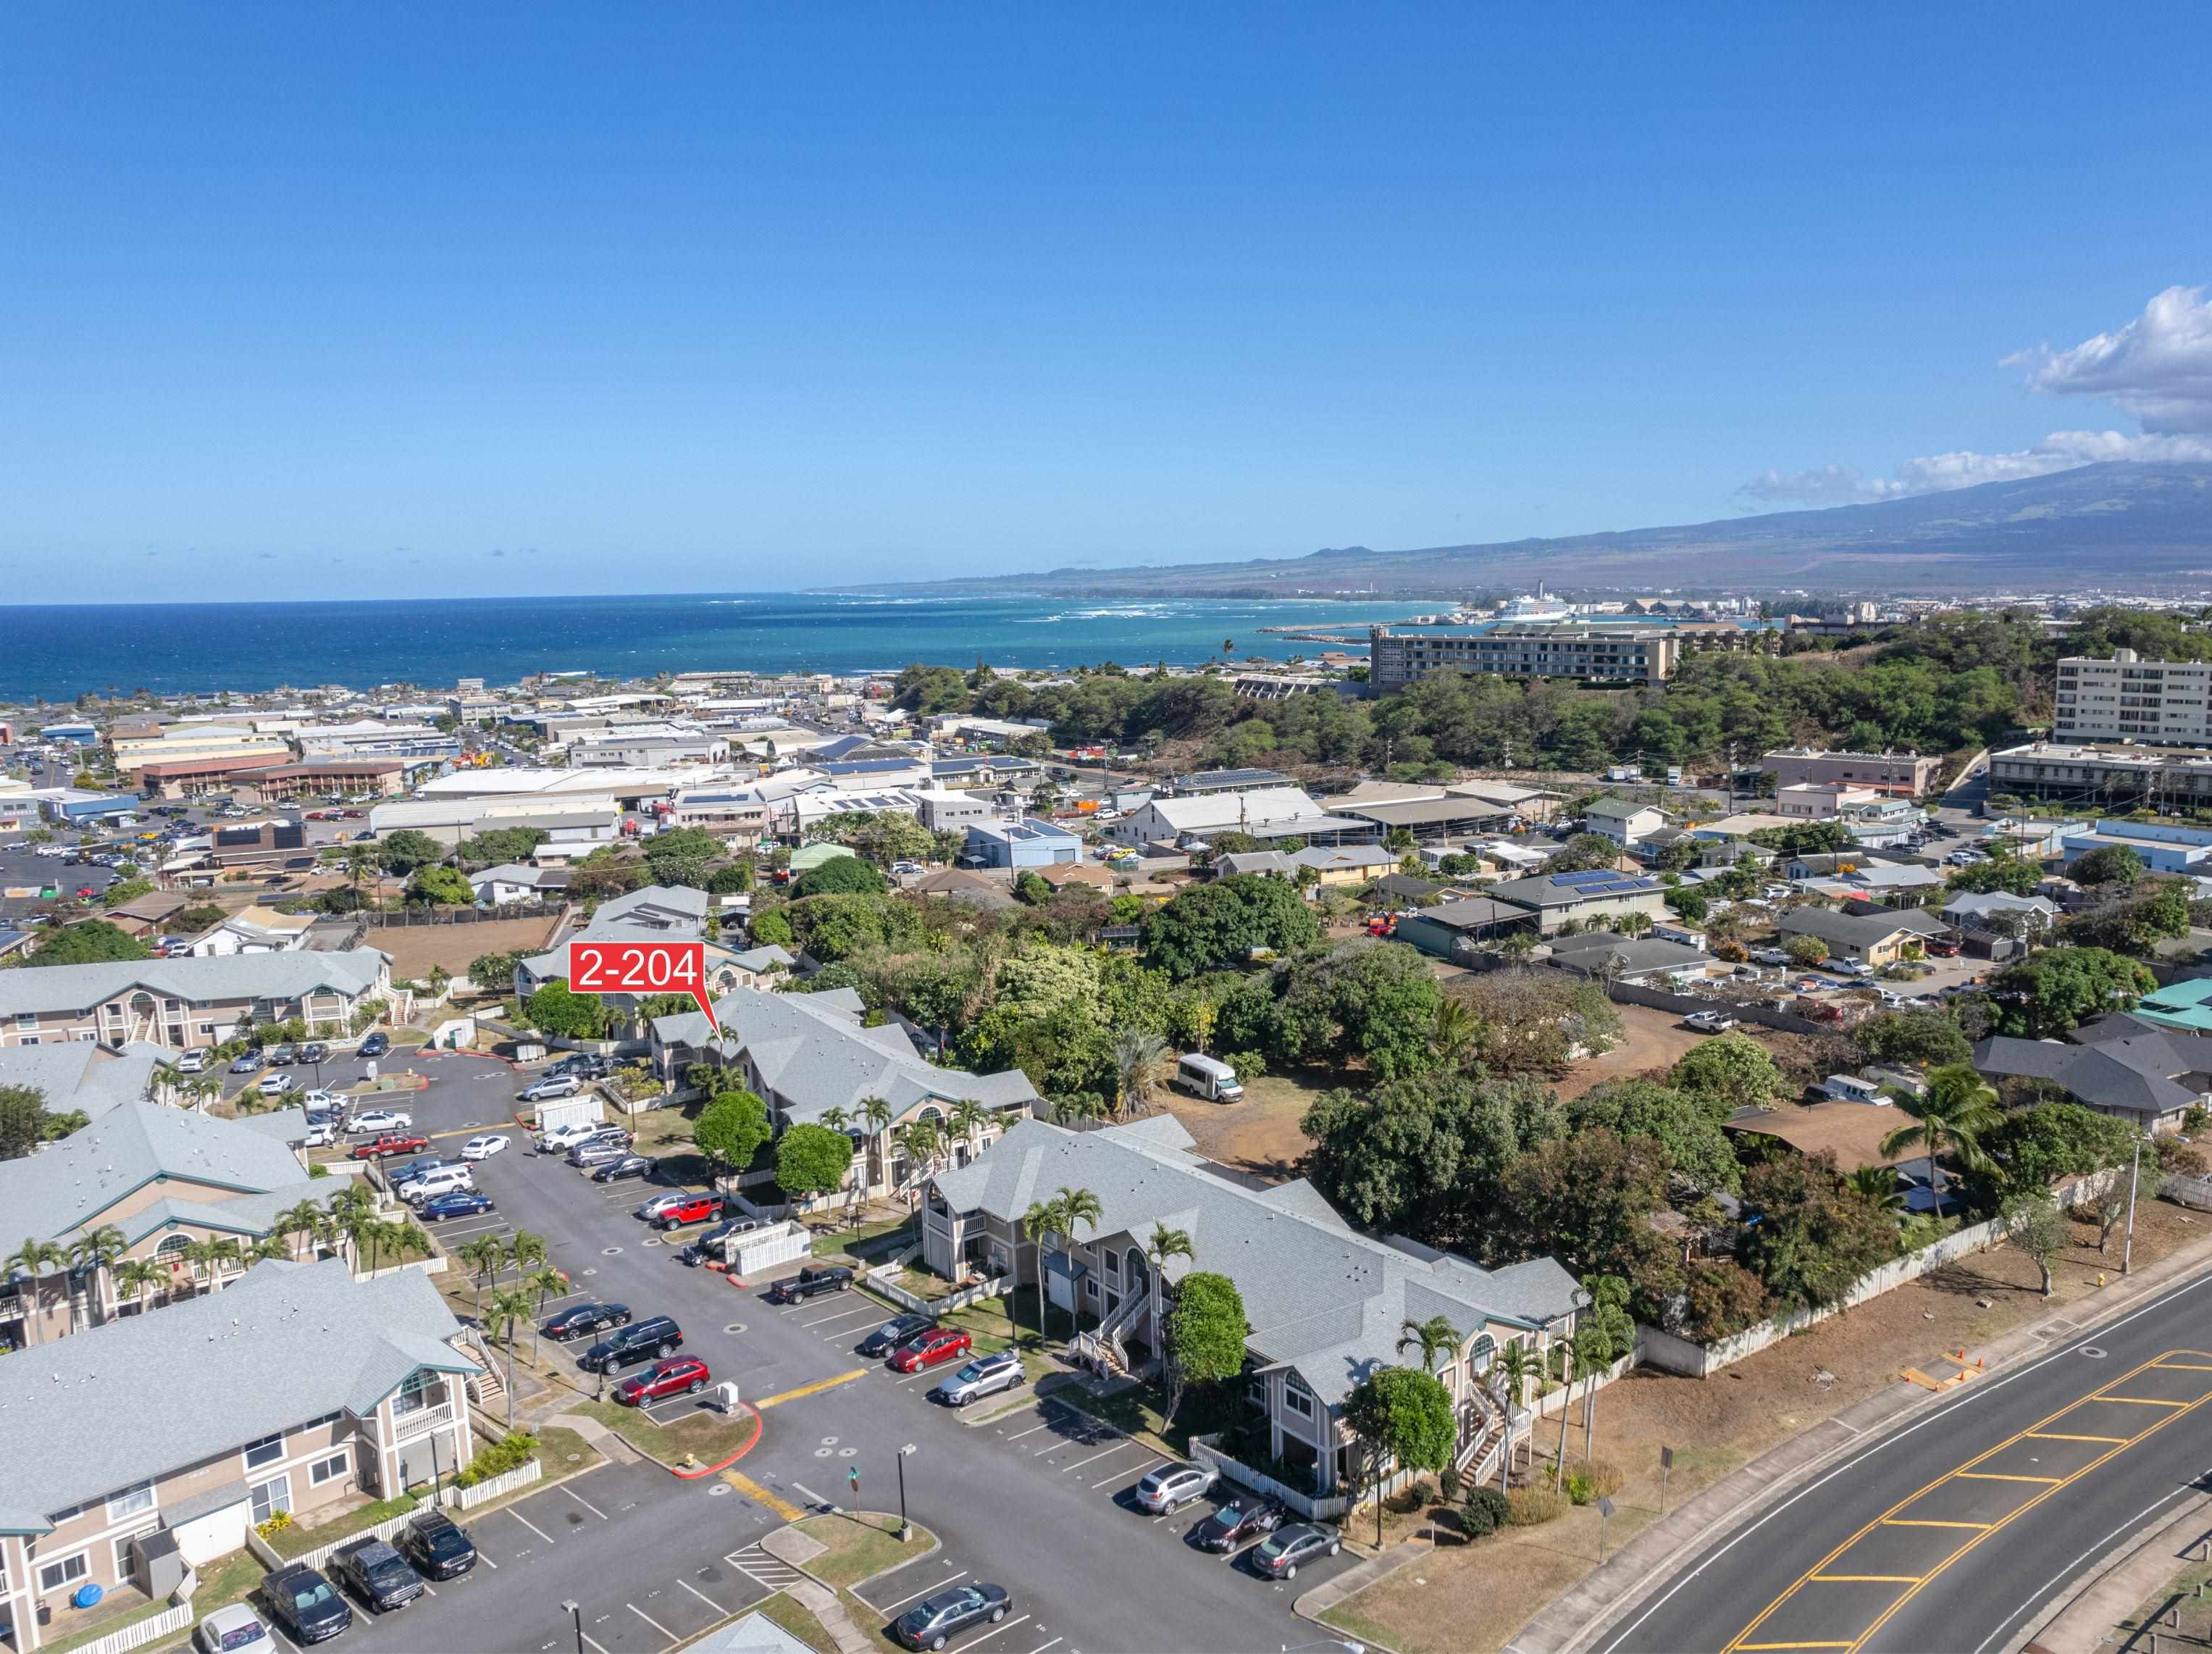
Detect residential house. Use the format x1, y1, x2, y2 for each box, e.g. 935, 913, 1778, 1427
1803, 864, 1946, 904
514, 885, 760, 1013
909, 869, 1018, 911
1582, 796, 1667, 847
1391, 898, 1538, 961
1940, 892, 2060, 930
1210, 851, 1293, 880
648, 985, 1037, 1200
103, 890, 191, 941
1544, 932, 1713, 982
467, 864, 569, 907
1776, 782, 1882, 819
1032, 861, 1113, 893
0, 1041, 169, 1126
1287, 845, 1401, 887
0, 950, 391, 1051
1110, 788, 1373, 850
0, 1261, 477, 1648
1690, 812, 1796, 843
963, 818, 1082, 869
0, 1101, 326, 1349
925, 1114, 1580, 1501
1482, 870, 1671, 935
1775, 906, 1948, 966
1975, 1014, 2212, 1133
2132, 980, 2212, 1035
185, 906, 316, 957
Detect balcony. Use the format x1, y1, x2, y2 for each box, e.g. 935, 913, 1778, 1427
392, 1399, 453, 1441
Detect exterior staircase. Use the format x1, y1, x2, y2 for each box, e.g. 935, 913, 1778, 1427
1071, 1285, 1151, 1379
1456, 1382, 1509, 1485
456, 1327, 508, 1412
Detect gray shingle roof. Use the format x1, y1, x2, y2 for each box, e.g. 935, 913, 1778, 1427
0, 1100, 319, 1245
0, 949, 389, 1019
0, 1041, 167, 1123
653, 984, 1038, 1124
1977, 1020, 2212, 1116
0, 1258, 474, 1534
1776, 906, 1944, 947
931, 1117, 1579, 1408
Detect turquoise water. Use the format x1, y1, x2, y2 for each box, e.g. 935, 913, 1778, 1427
0, 592, 1427, 701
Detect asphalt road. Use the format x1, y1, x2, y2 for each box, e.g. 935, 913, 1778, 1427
1599, 1269, 2212, 1654
313, 1056, 1360, 1654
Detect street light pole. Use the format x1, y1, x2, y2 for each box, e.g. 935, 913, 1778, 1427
561, 1601, 583, 1654
2123, 1132, 2144, 1276
897, 1443, 916, 1542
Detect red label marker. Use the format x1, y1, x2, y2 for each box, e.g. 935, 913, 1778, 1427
567, 939, 719, 1036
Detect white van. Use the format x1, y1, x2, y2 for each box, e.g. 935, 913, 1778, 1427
1817, 1074, 1887, 1106
1176, 1053, 1244, 1103
400, 1166, 478, 1203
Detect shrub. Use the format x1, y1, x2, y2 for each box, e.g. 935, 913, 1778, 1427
255, 1510, 294, 1538
1507, 1487, 1567, 1526
1563, 1470, 1595, 1505
2160, 1140, 2209, 1179
454, 1431, 538, 1488
1463, 1485, 1512, 1537
1438, 1466, 1462, 1503
1578, 1458, 1625, 1498
1404, 1478, 1435, 1511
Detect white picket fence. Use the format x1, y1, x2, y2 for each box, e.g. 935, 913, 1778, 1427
243, 1458, 544, 1572
864, 1264, 1010, 1317
69, 1563, 198, 1654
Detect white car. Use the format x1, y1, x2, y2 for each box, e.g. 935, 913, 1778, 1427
349, 1108, 413, 1134
302, 1088, 340, 1108
1751, 948, 1790, 966
175, 1051, 209, 1074
1684, 1010, 1738, 1034
461, 1133, 510, 1161
196, 1603, 272, 1653
1827, 958, 1875, 978
257, 1073, 297, 1097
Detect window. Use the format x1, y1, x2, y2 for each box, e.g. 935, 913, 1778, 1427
45, 1502, 85, 1525
105, 1481, 154, 1521
249, 1475, 291, 1524
37, 1552, 90, 1595
393, 1368, 438, 1416
243, 1432, 284, 1469
1283, 1374, 1315, 1417
309, 1452, 349, 1486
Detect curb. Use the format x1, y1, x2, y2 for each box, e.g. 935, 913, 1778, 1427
2008, 1485, 2212, 1654
566, 1401, 764, 1481
1294, 1540, 1423, 1654
1501, 1228, 2212, 1654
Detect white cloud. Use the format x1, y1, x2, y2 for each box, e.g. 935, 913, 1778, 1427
1741, 286, 2212, 506
2010, 284, 2212, 434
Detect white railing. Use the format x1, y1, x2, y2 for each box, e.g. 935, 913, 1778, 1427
1188, 1434, 1354, 1521
393, 1400, 454, 1440
247, 1507, 420, 1574
864, 1267, 1010, 1317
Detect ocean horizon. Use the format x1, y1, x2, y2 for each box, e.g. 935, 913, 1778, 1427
0, 591, 1426, 703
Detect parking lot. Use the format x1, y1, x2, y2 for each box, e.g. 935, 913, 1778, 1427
312, 1056, 1362, 1654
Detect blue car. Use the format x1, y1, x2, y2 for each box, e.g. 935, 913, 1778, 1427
419, 1191, 493, 1223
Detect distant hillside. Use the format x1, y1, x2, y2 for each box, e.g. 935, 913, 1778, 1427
863, 461, 2212, 597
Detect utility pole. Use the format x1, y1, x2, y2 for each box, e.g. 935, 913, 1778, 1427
2123, 1132, 2144, 1275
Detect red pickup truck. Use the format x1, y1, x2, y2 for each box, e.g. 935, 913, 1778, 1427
351, 1133, 431, 1160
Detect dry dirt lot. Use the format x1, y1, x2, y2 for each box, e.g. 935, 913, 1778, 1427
366, 914, 562, 982
1157, 1066, 1338, 1183
1323, 1197, 2212, 1654
1557, 1001, 1711, 1099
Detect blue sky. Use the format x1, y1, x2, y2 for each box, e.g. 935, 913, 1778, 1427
3, 3, 2209, 601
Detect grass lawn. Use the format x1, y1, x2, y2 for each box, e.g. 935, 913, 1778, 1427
812, 1214, 918, 1264
753, 1590, 839, 1654
535, 1423, 602, 1479
1041, 1371, 1247, 1458
791, 1512, 931, 1590
267, 1490, 422, 1559
574, 1396, 759, 1469
41, 1550, 268, 1654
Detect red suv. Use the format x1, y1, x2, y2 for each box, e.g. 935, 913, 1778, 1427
888, 1327, 973, 1373
650, 1194, 724, 1231
351, 1134, 430, 1159
613, 1357, 713, 1405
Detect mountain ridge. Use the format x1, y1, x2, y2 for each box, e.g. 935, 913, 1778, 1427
852, 461, 2212, 597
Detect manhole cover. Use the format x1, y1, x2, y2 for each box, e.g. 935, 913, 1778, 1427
582, 1267, 598, 1277
601, 1247, 623, 1256
2082, 1345, 2109, 1359
643, 1239, 663, 1248
707, 1484, 731, 1498
724, 1323, 747, 1335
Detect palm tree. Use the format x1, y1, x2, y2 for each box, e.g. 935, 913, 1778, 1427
1146, 1224, 1193, 1393
1396, 1313, 1461, 1375
248, 1237, 290, 1266
1111, 1029, 1167, 1119
458, 1235, 505, 1315
1431, 999, 1478, 1068
1880, 1064, 2001, 1200
1491, 1340, 1534, 1489
9, 1237, 66, 1345
947, 1098, 989, 1164
277, 1199, 325, 1261
506, 1230, 548, 1288
67, 1224, 128, 1329
1050, 1186, 1104, 1345
860, 1097, 894, 1206
487, 1287, 535, 1432
182, 1238, 221, 1295
525, 1266, 566, 1364
342, 841, 377, 910
113, 1256, 165, 1316
1021, 1200, 1057, 1346
1551, 1336, 1587, 1492
1845, 1166, 1909, 1218
208, 1237, 244, 1287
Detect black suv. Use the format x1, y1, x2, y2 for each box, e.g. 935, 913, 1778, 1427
543, 1302, 629, 1342
300, 1041, 330, 1065
359, 1032, 390, 1058
767, 1264, 854, 1305
858, 1313, 935, 1358
581, 1314, 682, 1372
261, 1565, 353, 1644
399, 1510, 477, 1580
331, 1536, 424, 1612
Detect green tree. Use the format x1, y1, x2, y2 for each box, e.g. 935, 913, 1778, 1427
1737, 1150, 1900, 1311
1987, 947, 2155, 1037
1013, 869, 1053, 906
2069, 845, 2145, 890
776, 1123, 855, 1208
1543, 833, 1622, 874
1162, 1269, 1247, 1424
1782, 934, 1830, 969
1141, 874, 1320, 980
1569, 1079, 1742, 1193
171, 903, 226, 932
1343, 1366, 1456, 1517
469, 951, 521, 990
1267, 941, 1444, 1080
694, 1090, 772, 1190
377, 829, 445, 875
100, 877, 155, 909
408, 864, 475, 906
8, 1237, 66, 1344
2003, 1194, 2069, 1296
1946, 856, 2045, 897
1975, 1102, 2137, 1200
26, 919, 150, 967
522, 980, 608, 1039
0, 1085, 55, 1160
1396, 1313, 1461, 1373
1669, 1032, 1786, 1114
748, 907, 795, 946
1857, 1008, 1973, 1070
455, 826, 550, 868
1499, 1128, 1682, 1321
791, 855, 889, 899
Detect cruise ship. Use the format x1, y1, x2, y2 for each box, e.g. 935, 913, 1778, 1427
1498, 585, 1572, 622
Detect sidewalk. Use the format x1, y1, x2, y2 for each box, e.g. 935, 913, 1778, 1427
2009, 1490, 2212, 1654
1496, 1224, 2212, 1654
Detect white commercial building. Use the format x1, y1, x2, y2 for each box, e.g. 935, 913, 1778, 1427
2054, 650, 2212, 747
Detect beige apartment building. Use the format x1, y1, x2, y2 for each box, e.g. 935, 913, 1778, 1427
109, 725, 293, 782
1761, 748, 1943, 796
0, 948, 390, 1051
2053, 650, 2212, 747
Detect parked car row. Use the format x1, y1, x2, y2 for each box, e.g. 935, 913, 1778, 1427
201, 1512, 477, 1650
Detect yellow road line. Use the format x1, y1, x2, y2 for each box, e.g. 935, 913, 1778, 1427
1810, 1576, 1922, 1584
2156, 1363, 2212, 1371
1882, 1519, 1990, 1529
1738, 1643, 1858, 1650
2024, 1432, 2128, 1443
1722, 1350, 2212, 1654
754, 1369, 869, 1409
721, 1469, 805, 1522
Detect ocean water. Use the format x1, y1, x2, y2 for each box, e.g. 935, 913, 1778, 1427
0, 592, 1427, 702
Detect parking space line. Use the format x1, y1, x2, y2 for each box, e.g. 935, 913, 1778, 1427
958, 1613, 1031, 1648
627, 1603, 677, 1643
1005, 1420, 1054, 1442
678, 1577, 727, 1613
1025, 1639, 1063, 1654
803, 1303, 884, 1329
503, 1505, 558, 1545
579, 1630, 613, 1654
1103, 1456, 1161, 1489
875, 1569, 968, 1613
1061, 1441, 1135, 1474
561, 1483, 609, 1520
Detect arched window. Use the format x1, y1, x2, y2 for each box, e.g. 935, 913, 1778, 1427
1470, 1332, 1496, 1373
155, 1233, 191, 1259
